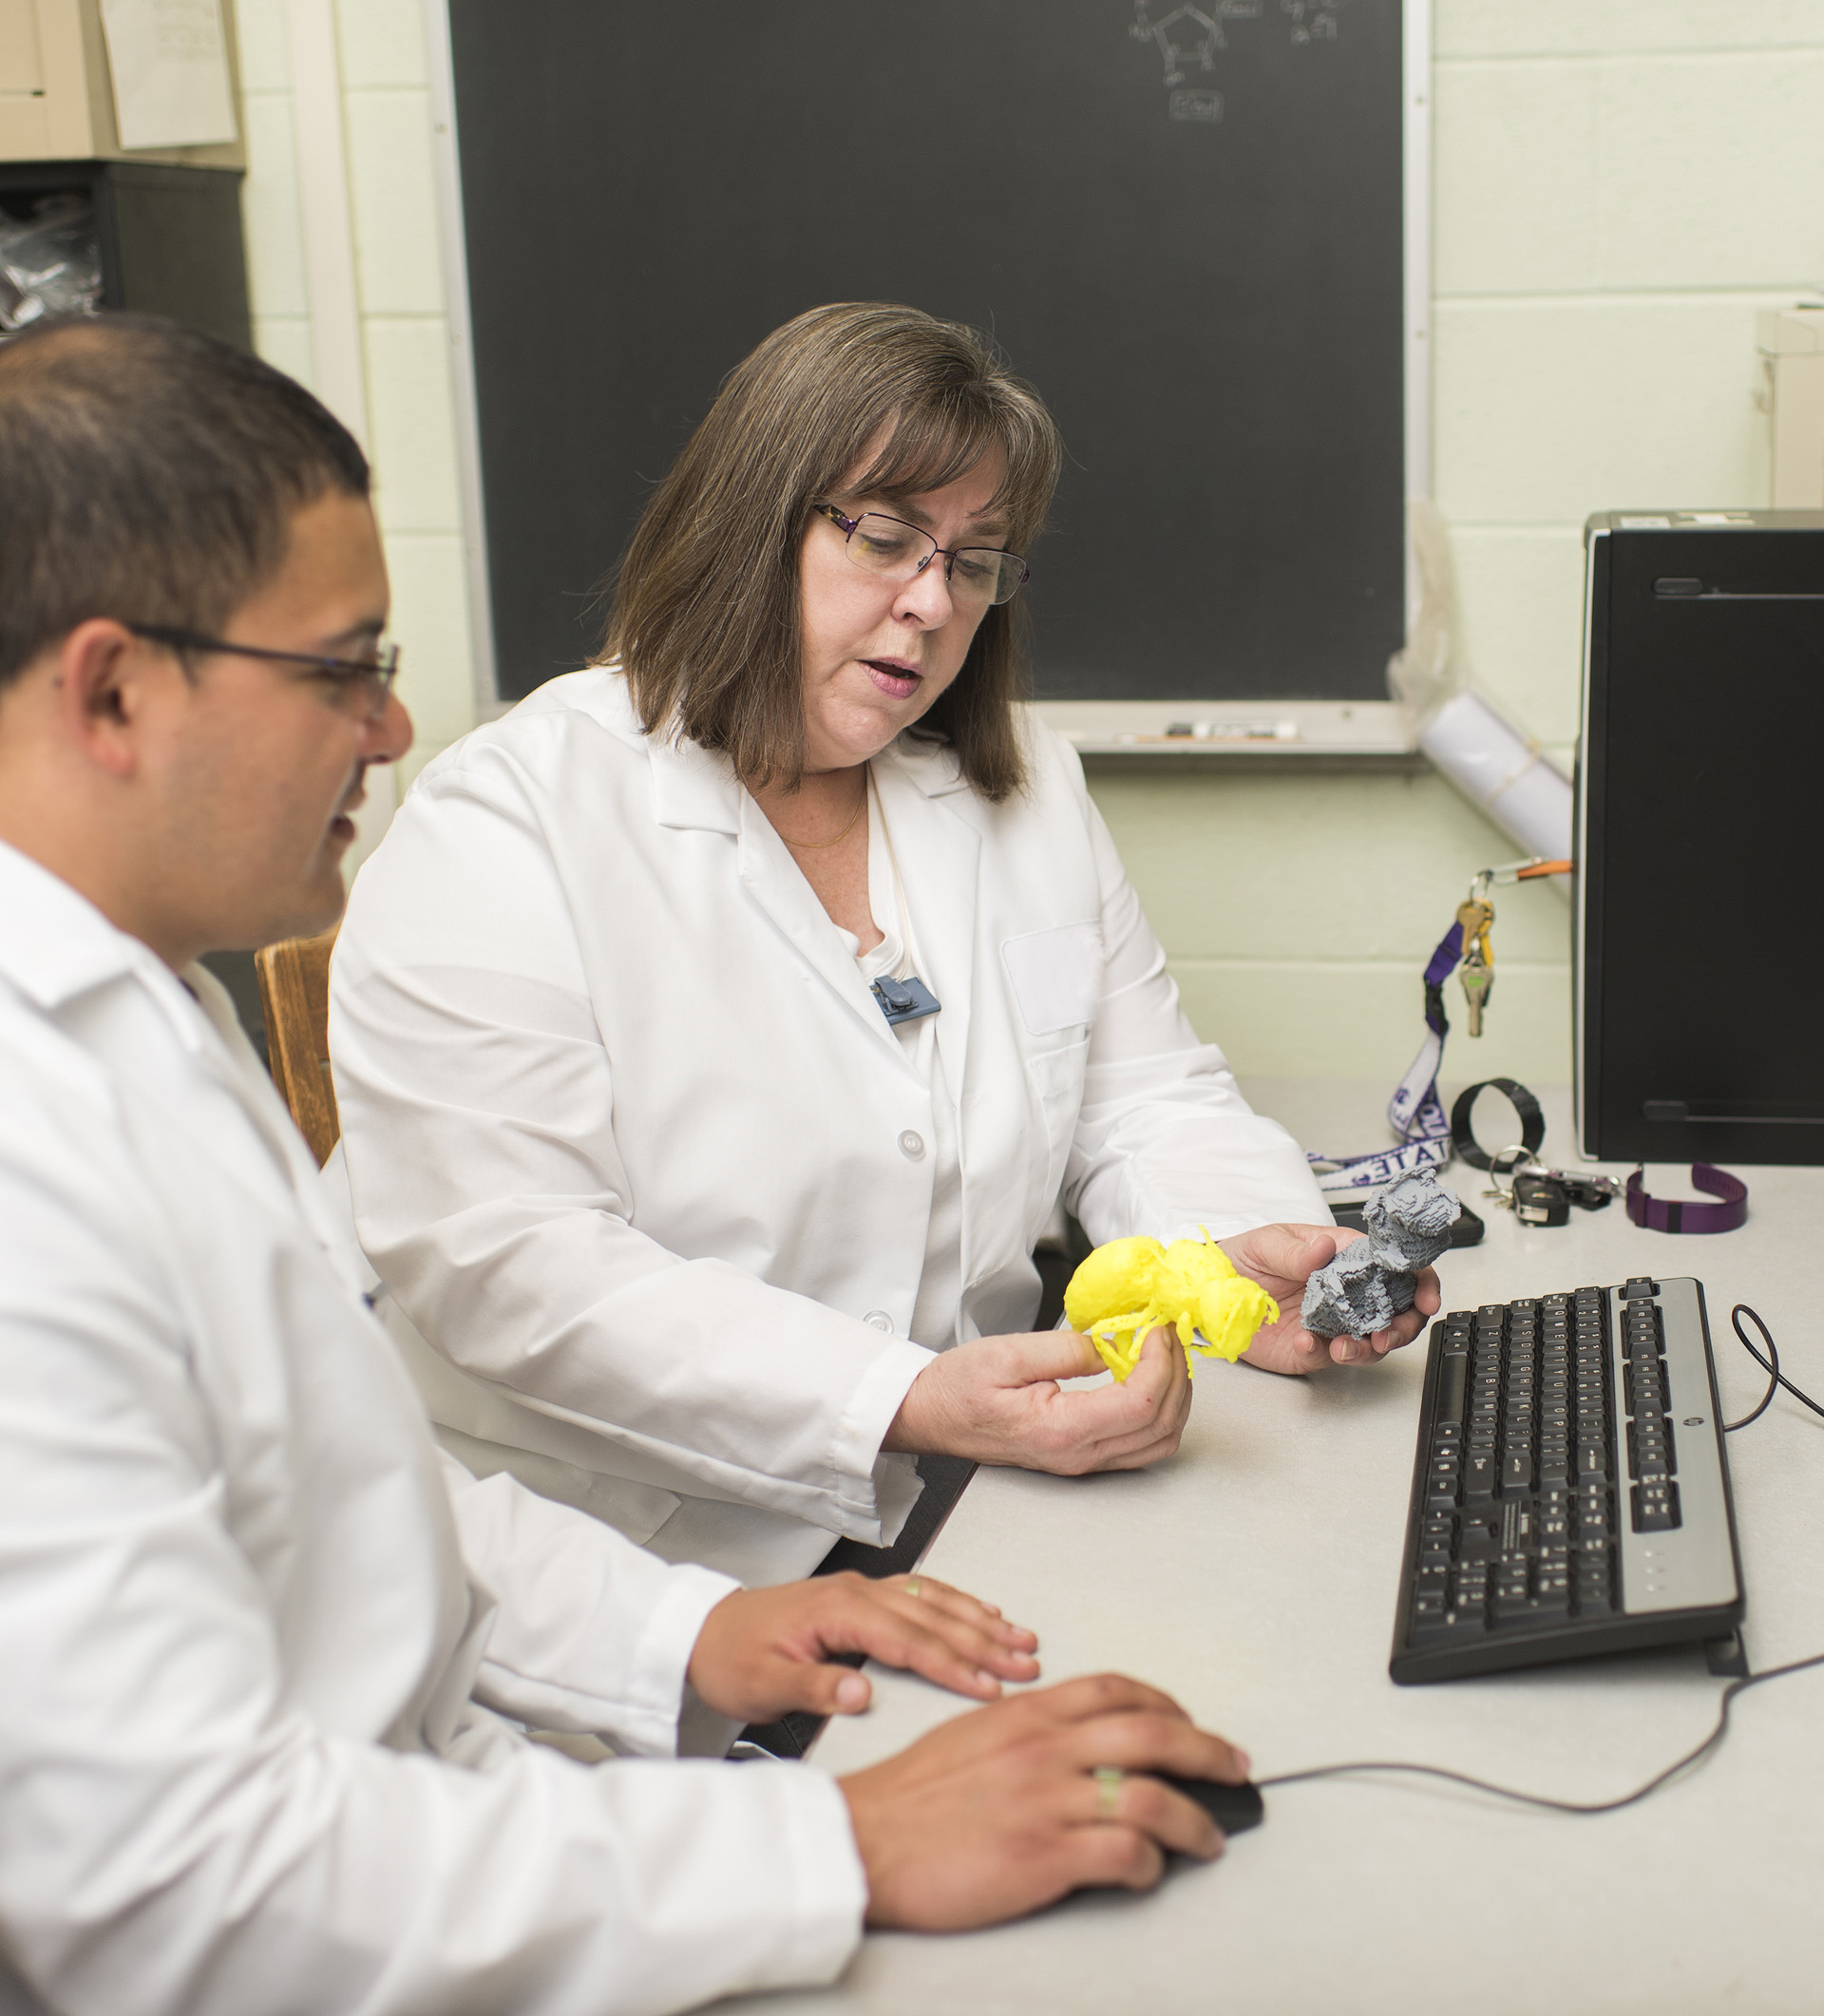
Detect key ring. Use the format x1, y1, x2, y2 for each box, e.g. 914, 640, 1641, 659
1481, 1143, 1538, 1209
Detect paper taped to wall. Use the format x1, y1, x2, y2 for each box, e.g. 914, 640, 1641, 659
100, 0, 236, 150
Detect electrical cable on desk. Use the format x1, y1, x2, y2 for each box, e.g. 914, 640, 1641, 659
1723, 1303, 1824, 1432
1257, 1650, 1824, 1816
1257, 1305, 1824, 1818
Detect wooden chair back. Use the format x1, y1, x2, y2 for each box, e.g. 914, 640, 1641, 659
255, 928, 341, 1166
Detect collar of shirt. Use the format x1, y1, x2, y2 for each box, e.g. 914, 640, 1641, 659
571, 667, 973, 833
0, 838, 206, 1042
0, 839, 356, 1259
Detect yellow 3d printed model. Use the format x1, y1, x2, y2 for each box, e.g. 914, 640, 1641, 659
1063, 1228, 1279, 1382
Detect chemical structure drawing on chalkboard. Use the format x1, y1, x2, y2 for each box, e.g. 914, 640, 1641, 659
1130, 0, 1350, 121
1129, 5, 1225, 88
1282, 0, 1352, 46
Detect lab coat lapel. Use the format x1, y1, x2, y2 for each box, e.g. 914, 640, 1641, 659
645, 726, 898, 1050
873, 742, 978, 1112
179, 964, 374, 1288
733, 794, 899, 1047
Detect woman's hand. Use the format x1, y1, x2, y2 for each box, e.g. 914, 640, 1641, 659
1221, 1223, 1440, 1375
685, 1571, 1039, 1723
842, 1673, 1248, 1930
883, 1326, 1191, 1474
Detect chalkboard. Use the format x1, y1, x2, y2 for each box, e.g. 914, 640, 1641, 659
446, 0, 1408, 706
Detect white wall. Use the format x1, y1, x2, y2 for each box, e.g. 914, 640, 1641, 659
230, 0, 1824, 1085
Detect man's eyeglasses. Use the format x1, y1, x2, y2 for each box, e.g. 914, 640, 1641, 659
125, 622, 401, 719
814, 505, 1030, 609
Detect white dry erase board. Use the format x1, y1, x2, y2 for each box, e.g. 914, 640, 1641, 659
428, 0, 1430, 755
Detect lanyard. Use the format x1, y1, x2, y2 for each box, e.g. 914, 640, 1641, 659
1304, 909, 1462, 1197
1307, 859, 1573, 1198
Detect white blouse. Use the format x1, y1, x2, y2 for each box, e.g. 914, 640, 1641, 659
840, 773, 964, 1356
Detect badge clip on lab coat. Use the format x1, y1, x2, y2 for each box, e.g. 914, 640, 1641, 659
870, 975, 940, 1027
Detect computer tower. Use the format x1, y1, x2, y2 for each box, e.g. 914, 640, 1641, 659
1577, 510, 1824, 1163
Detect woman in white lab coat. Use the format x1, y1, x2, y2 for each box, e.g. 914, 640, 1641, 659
330, 302, 1436, 1587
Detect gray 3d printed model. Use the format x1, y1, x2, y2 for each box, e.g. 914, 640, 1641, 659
1302, 1170, 1461, 1338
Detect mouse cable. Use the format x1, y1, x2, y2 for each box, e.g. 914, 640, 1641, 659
1723, 1303, 1824, 1433
1257, 1648, 1824, 1816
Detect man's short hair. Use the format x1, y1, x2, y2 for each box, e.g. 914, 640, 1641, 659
0, 314, 370, 691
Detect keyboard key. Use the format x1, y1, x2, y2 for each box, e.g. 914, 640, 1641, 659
1435, 1351, 1467, 1428
1504, 1449, 1532, 1489
1632, 1480, 1681, 1531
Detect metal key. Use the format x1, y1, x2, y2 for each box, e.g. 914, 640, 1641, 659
1458, 951, 1492, 1037
1454, 899, 1495, 1037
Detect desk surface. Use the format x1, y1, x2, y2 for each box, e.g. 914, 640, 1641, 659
717, 1082, 1824, 2016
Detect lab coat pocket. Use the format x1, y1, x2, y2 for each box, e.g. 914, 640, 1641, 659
1024, 1036, 1090, 1218
1002, 922, 1103, 1037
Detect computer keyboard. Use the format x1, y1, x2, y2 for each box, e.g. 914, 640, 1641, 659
1391, 1277, 1743, 1683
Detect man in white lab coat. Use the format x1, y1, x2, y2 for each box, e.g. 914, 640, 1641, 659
0, 316, 1250, 2016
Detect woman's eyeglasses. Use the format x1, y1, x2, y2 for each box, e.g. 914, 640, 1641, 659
814, 505, 1030, 609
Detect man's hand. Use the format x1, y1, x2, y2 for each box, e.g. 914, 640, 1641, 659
1222, 1222, 1440, 1374
686, 1572, 1039, 1723
842, 1673, 1250, 1930
883, 1326, 1191, 1474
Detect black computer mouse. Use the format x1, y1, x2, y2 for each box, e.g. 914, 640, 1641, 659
1158, 1774, 1265, 1835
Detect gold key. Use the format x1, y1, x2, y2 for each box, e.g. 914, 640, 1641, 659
1454, 898, 1495, 1037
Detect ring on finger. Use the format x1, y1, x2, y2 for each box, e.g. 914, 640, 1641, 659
904, 1579, 922, 1598
1092, 1765, 1125, 1821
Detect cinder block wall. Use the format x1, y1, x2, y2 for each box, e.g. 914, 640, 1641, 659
236, 0, 477, 770
230, 0, 1824, 1087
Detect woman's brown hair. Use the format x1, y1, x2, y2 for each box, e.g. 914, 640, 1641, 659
598, 302, 1062, 801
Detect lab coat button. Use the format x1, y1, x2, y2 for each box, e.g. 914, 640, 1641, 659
864, 1310, 894, 1331
899, 1130, 925, 1159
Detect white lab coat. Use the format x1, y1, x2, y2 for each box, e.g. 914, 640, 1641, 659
331, 671, 1330, 1587
0, 842, 864, 2016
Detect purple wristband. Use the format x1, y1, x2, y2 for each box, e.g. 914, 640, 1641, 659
1624, 1163, 1748, 1235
